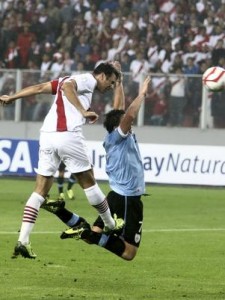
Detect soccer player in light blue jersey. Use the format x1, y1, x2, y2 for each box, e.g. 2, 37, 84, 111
60, 63, 151, 261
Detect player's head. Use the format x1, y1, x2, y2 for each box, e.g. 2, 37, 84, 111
93, 62, 120, 93
103, 109, 125, 133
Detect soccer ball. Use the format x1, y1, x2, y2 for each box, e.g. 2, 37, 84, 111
202, 66, 225, 92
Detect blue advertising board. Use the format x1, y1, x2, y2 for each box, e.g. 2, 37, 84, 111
0, 138, 39, 176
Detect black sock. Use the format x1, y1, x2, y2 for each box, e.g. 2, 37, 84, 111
67, 182, 73, 190
55, 208, 73, 223
68, 175, 75, 190
57, 177, 64, 193
81, 231, 125, 257
104, 235, 126, 257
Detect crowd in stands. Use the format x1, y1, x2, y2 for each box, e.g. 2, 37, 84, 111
0, 0, 225, 127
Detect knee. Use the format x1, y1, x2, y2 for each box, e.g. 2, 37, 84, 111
121, 246, 138, 261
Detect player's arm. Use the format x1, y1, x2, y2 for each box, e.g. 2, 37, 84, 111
119, 76, 151, 134
113, 80, 125, 110
0, 82, 52, 105
61, 79, 99, 124
111, 61, 125, 110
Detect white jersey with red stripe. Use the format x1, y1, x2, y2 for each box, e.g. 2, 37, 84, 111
40, 73, 97, 132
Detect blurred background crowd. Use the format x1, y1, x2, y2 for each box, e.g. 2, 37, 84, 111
0, 0, 225, 128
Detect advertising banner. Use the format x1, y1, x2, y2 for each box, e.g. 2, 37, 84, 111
1, 138, 225, 186
0, 138, 38, 176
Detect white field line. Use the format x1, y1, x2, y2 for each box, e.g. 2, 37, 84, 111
1, 228, 225, 234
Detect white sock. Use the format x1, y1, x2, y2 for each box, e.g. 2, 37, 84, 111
84, 184, 115, 229
18, 192, 45, 245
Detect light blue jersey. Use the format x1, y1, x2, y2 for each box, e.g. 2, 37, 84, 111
103, 127, 145, 196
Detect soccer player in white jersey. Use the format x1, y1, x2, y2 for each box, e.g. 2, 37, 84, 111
60, 68, 151, 261
0, 62, 124, 259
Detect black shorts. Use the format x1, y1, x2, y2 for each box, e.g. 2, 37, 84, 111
93, 190, 143, 247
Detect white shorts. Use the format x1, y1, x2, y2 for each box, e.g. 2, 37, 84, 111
37, 131, 92, 176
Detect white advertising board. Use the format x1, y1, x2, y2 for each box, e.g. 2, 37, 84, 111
87, 141, 225, 186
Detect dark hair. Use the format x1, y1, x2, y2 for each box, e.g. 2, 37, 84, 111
103, 109, 125, 133
93, 62, 120, 80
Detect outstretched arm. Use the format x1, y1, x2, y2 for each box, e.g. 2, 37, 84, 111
0, 82, 52, 105
119, 76, 151, 134
111, 61, 125, 110
113, 80, 125, 110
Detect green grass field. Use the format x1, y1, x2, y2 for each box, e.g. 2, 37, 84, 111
1, 178, 225, 300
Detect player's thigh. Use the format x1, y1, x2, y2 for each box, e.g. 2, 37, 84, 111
124, 197, 143, 247
38, 133, 61, 176
58, 132, 92, 174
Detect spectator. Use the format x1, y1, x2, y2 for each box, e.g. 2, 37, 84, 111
1, 17, 19, 56
38, 7, 56, 44
99, 0, 119, 12
168, 66, 187, 127
73, 0, 90, 16
29, 13, 46, 43
147, 38, 159, 71
72, 35, 91, 62
4, 40, 19, 69
158, 41, 173, 73
150, 98, 167, 126
59, 0, 75, 24
120, 52, 131, 72
211, 89, 225, 128
96, 18, 113, 51
107, 39, 123, 61
89, 44, 101, 65
40, 42, 54, 59
208, 24, 225, 48
56, 22, 73, 53
145, 72, 168, 126
17, 22, 36, 68
94, 50, 108, 68
129, 51, 150, 95
0, 74, 16, 120
75, 61, 85, 73
27, 40, 41, 67
40, 53, 53, 79
211, 39, 225, 66
183, 57, 199, 75
70, 53, 82, 71
83, 54, 95, 71
46, 0, 61, 34
84, 3, 103, 28
63, 51, 74, 73
50, 52, 65, 79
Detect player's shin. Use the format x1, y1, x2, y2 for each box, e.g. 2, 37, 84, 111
84, 184, 115, 229
18, 192, 45, 244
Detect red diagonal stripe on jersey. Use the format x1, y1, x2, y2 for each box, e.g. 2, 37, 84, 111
56, 76, 70, 131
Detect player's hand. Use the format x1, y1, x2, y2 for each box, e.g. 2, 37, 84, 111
0, 95, 14, 105
111, 61, 121, 72
110, 61, 123, 83
83, 111, 99, 124
140, 76, 151, 97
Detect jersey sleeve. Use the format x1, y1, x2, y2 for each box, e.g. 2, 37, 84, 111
118, 126, 129, 138
51, 79, 59, 95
